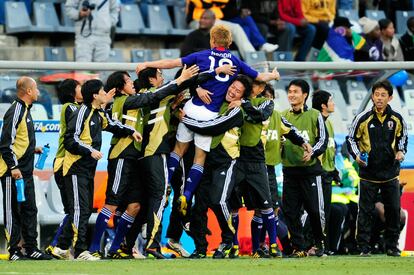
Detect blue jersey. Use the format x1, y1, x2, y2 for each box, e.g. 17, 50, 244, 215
181, 48, 259, 112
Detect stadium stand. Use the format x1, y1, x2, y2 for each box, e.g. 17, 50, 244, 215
116, 3, 146, 35
273, 79, 292, 112
5, 1, 33, 34
318, 79, 349, 121
307, 48, 320, 61
33, 2, 60, 33
107, 48, 126, 63
31, 103, 49, 120
365, 9, 387, 21
59, 2, 75, 33
159, 48, 180, 59
243, 51, 267, 66
0, 103, 11, 119
145, 4, 190, 36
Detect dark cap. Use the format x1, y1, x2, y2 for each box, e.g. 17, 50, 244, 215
333, 16, 353, 28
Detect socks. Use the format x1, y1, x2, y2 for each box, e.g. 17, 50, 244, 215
167, 152, 181, 183
261, 209, 277, 246
89, 207, 112, 252
114, 210, 122, 229
50, 214, 69, 247
109, 212, 135, 253
251, 215, 263, 253
260, 221, 267, 244
183, 164, 204, 201
232, 213, 239, 246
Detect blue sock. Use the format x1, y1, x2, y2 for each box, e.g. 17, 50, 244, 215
114, 210, 122, 229
50, 214, 69, 247
232, 213, 239, 246
109, 212, 135, 253
183, 164, 204, 201
89, 207, 112, 252
261, 209, 277, 246
260, 222, 267, 244
251, 215, 263, 253
167, 152, 181, 183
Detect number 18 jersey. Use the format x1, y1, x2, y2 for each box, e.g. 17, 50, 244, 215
181, 47, 259, 112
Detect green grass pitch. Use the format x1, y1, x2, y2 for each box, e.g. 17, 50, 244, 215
0, 256, 414, 275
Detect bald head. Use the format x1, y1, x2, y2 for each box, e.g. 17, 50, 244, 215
199, 9, 216, 30
16, 76, 38, 103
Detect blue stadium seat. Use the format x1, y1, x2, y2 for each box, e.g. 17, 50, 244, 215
44, 47, 68, 61
272, 51, 294, 61
273, 79, 290, 112
243, 51, 267, 66
396, 11, 414, 34
143, 4, 171, 35
131, 49, 153, 63
116, 3, 146, 35
107, 48, 126, 62
306, 48, 320, 61
159, 48, 180, 59
365, 10, 386, 21
59, 3, 75, 33
230, 50, 240, 59
33, 2, 60, 32
318, 80, 349, 121
5, 1, 33, 34
171, 5, 191, 35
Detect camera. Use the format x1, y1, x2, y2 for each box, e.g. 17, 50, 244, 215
82, 0, 95, 11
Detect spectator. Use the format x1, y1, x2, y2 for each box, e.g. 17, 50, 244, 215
65, 0, 119, 62
186, 0, 256, 59
301, 0, 336, 50
399, 16, 414, 61
317, 17, 366, 62
244, 0, 295, 52
379, 18, 404, 61
355, 17, 383, 61
278, 0, 316, 61
221, 0, 279, 52
180, 10, 215, 57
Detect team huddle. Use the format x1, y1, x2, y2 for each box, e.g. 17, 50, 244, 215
0, 24, 408, 261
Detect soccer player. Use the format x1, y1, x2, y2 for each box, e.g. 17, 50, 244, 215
46, 79, 83, 259
346, 80, 407, 257
0, 77, 53, 261
181, 75, 253, 258
281, 79, 328, 258
136, 25, 280, 216
63, 79, 142, 260
87, 67, 199, 259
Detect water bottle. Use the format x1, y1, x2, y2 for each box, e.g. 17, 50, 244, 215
35, 144, 50, 170
15, 178, 26, 202
360, 152, 368, 166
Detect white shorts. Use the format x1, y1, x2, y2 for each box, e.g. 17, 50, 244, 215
176, 99, 218, 152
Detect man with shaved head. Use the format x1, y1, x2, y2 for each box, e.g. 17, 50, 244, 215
0, 76, 52, 261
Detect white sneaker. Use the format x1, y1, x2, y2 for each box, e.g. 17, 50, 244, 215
76, 251, 100, 261
51, 247, 70, 260
167, 239, 190, 258
260, 43, 279, 53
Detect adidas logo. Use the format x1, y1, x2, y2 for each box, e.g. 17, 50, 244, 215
220, 171, 225, 176
370, 124, 375, 128
169, 167, 175, 171
264, 200, 269, 204
91, 121, 95, 126
27, 118, 30, 122
311, 183, 316, 186
187, 178, 192, 183
104, 219, 109, 223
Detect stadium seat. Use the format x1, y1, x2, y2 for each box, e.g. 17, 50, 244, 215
171, 5, 191, 35
273, 79, 291, 112
31, 104, 48, 120
403, 78, 414, 106
365, 9, 386, 21
52, 104, 62, 120
44, 47, 68, 62
130, 49, 153, 63
318, 80, 349, 121
347, 80, 368, 108
243, 51, 267, 66
143, 4, 172, 35
33, 2, 60, 32
159, 48, 180, 59
5, 1, 33, 34
272, 51, 294, 61
230, 50, 240, 59
1, 87, 17, 103
389, 88, 403, 113
307, 47, 320, 61
116, 3, 146, 35
107, 48, 126, 62
0, 103, 11, 119
59, 3, 75, 33
396, 11, 414, 34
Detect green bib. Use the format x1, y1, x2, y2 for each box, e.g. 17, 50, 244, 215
321, 118, 336, 172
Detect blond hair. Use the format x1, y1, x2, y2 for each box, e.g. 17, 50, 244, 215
210, 24, 232, 48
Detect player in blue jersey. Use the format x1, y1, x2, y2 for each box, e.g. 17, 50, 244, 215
136, 25, 280, 215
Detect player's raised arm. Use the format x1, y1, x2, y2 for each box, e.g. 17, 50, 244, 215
136, 58, 183, 75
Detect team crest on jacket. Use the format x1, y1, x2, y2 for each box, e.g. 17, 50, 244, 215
387, 121, 394, 130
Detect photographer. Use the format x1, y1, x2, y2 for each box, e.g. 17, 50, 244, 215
65, 0, 119, 62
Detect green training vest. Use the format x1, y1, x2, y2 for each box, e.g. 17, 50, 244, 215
321, 118, 336, 172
